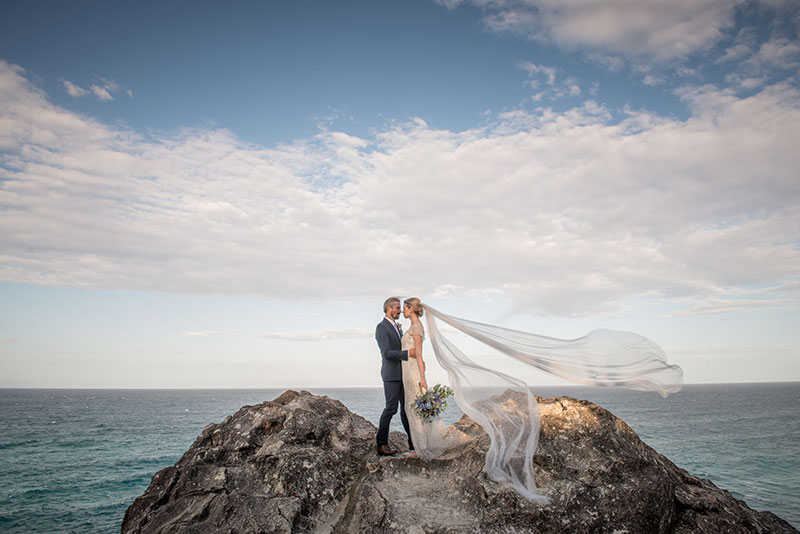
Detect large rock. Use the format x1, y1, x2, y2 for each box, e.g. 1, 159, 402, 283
122, 390, 797, 534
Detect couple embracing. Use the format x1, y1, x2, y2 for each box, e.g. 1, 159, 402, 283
372, 295, 683, 502
374, 296, 464, 460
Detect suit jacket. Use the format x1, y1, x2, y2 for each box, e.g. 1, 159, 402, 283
376, 317, 408, 382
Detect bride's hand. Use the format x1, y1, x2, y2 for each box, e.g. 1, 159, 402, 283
419, 378, 428, 391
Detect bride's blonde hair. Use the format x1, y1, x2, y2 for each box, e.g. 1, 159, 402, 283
403, 297, 424, 317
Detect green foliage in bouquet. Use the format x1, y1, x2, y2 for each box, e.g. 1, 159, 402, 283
413, 383, 454, 422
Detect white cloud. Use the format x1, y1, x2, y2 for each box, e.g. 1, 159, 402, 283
757, 37, 800, 69
519, 62, 556, 86
717, 26, 758, 64
260, 328, 373, 341
1, 58, 799, 317
179, 330, 233, 337
439, 1, 797, 99
712, 1, 800, 91
60, 75, 127, 101
89, 84, 113, 101
62, 79, 88, 97
672, 297, 795, 316
439, 0, 742, 62
642, 74, 665, 87
518, 62, 581, 101
724, 72, 769, 90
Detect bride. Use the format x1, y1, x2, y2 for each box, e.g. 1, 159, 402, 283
397, 297, 684, 504
400, 297, 467, 460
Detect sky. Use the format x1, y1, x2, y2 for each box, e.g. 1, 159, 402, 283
0, 0, 798, 388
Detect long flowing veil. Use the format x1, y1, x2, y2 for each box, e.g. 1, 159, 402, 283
423, 304, 683, 504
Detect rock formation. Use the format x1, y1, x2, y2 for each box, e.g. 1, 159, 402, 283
122, 390, 797, 533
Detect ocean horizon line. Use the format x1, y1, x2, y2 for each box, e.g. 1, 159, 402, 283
1, 381, 798, 391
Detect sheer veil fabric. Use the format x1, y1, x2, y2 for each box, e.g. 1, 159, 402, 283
422, 304, 684, 504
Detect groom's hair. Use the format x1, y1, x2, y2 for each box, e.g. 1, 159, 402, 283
383, 297, 400, 313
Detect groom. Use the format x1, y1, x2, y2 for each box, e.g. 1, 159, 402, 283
375, 296, 414, 456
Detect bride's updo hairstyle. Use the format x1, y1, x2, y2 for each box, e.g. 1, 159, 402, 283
403, 297, 424, 317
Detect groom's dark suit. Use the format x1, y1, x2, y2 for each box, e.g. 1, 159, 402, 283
375, 317, 414, 449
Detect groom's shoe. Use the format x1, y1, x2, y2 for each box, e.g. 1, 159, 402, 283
377, 444, 398, 456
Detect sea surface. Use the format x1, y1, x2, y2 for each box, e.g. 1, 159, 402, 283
1, 383, 798, 533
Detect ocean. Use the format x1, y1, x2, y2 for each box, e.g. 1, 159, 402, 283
1, 383, 798, 533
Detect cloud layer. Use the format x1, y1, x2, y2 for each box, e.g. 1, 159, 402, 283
1, 58, 798, 316
439, 0, 800, 94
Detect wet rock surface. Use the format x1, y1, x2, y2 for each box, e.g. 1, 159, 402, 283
122, 390, 797, 533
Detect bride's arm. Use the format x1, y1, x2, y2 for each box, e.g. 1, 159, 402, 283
412, 332, 427, 390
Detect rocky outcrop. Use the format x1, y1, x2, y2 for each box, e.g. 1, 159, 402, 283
122, 390, 797, 534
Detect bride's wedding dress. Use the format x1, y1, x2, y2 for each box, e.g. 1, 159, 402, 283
417, 304, 684, 504
401, 321, 468, 461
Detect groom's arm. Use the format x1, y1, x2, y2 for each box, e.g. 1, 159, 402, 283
376, 324, 408, 362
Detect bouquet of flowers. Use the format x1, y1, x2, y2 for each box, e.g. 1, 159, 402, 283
413, 383, 454, 423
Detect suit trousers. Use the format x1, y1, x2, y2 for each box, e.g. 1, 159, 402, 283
376, 379, 414, 450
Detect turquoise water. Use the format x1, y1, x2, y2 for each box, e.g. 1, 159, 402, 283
1, 383, 798, 532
